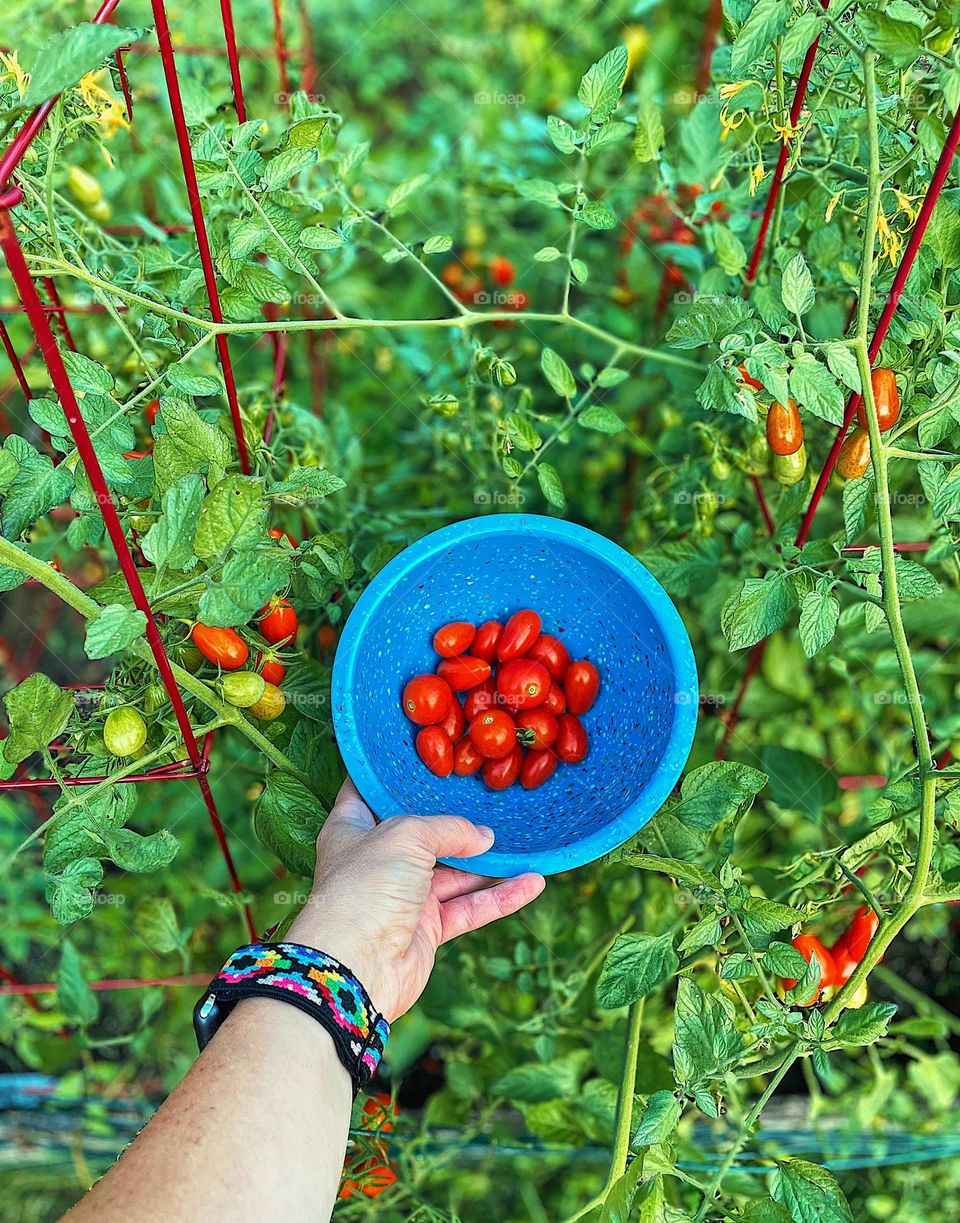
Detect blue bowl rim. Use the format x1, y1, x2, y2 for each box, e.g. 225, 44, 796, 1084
331, 514, 699, 877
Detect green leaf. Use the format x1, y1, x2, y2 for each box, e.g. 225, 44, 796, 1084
671, 761, 767, 831
673, 977, 743, 1084
0, 448, 20, 492
193, 475, 267, 560
541, 348, 577, 398
506, 413, 542, 453
57, 940, 99, 1026
101, 828, 179, 873
599, 1158, 644, 1223
167, 363, 223, 397
23, 22, 143, 106
781, 13, 825, 64
2, 674, 73, 765
45, 857, 103, 925
830, 1002, 897, 1047
597, 933, 679, 1009
731, 0, 793, 75
634, 102, 664, 163
537, 463, 566, 509
762, 745, 837, 816
386, 174, 430, 215
843, 476, 873, 542
741, 898, 801, 946
789, 354, 844, 425
857, 12, 922, 68
680, 912, 723, 954
772, 1158, 854, 1223
578, 201, 617, 230
547, 115, 578, 154
618, 852, 721, 891
423, 234, 452, 254
633, 1091, 681, 1147
741, 1199, 793, 1223
714, 224, 747, 276
300, 226, 345, 250
823, 343, 861, 393
268, 468, 346, 504
721, 572, 794, 651
0, 436, 74, 538
152, 401, 230, 494
798, 580, 840, 657
141, 474, 205, 569
763, 940, 810, 978
577, 46, 628, 122
492, 1059, 582, 1103
666, 296, 755, 349
84, 604, 148, 659
198, 549, 292, 627
255, 769, 328, 876
597, 367, 629, 388
134, 897, 182, 955
579, 405, 624, 433
287, 116, 331, 148
781, 253, 815, 316
535, 246, 562, 262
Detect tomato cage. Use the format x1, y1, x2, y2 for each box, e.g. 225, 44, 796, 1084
0, 0, 324, 991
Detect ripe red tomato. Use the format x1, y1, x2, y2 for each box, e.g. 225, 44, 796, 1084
498, 609, 542, 661
437, 697, 466, 741
317, 625, 338, 651
145, 398, 160, 425
515, 708, 558, 749
339, 1158, 398, 1200
464, 677, 498, 721
496, 659, 550, 711
124, 449, 151, 459
837, 428, 871, 479
192, 623, 249, 670
483, 744, 523, 790
520, 749, 558, 790
472, 620, 503, 663
402, 674, 453, 726
256, 652, 285, 686
843, 905, 880, 961
782, 933, 836, 1005
830, 935, 858, 986
565, 661, 600, 715
433, 621, 477, 657
737, 364, 764, 392
543, 682, 567, 716
269, 527, 298, 547
416, 725, 454, 777
436, 654, 492, 692
490, 255, 515, 287
766, 399, 803, 456
453, 736, 484, 776
858, 368, 899, 432
441, 262, 464, 289
258, 598, 298, 645
361, 1093, 398, 1133
527, 633, 570, 681
554, 713, 588, 763
469, 709, 517, 759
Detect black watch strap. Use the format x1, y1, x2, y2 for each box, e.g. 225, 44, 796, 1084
193, 942, 389, 1096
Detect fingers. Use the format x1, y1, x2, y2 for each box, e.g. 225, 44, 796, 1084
431, 866, 498, 903
383, 814, 495, 862
440, 873, 545, 943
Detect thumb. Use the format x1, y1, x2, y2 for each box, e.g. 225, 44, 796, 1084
322, 778, 377, 843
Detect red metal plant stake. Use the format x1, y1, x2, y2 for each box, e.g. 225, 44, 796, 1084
218, 0, 248, 123
272, 0, 291, 104
0, 318, 31, 400
0, 972, 210, 997
149, 0, 251, 475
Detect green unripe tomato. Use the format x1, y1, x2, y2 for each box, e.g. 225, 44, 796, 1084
220, 671, 267, 708
143, 682, 169, 714
103, 708, 148, 758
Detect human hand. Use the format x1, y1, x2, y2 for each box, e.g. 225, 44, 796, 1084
285, 780, 546, 1021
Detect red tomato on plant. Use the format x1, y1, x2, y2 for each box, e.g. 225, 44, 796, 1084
269, 527, 298, 548
737, 364, 763, 392
515, 708, 558, 749
543, 682, 567, 716
858, 368, 900, 432
830, 935, 858, 986
402, 674, 453, 725
527, 633, 570, 681
554, 713, 588, 763
339, 1158, 398, 1200
258, 598, 298, 646
496, 659, 550, 711
464, 677, 498, 721
498, 609, 542, 661
837, 428, 871, 479
843, 905, 880, 961
781, 933, 836, 1005
361, 1093, 398, 1133
469, 709, 517, 759
472, 620, 503, 663
145, 398, 160, 425
490, 255, 515, 287
256, 652, 286, 687
433, 621, 477, 657
564, 661, 600, 715
317, 625, 338, 651
416, 725, 454, 777
437, 655, 491, 691
437, 697, 466, 741
483, 744, 523, 790
520, 748, 558, 790
192, 623, 249, 670
766, 399, 803, 456
453, 736, 484, 776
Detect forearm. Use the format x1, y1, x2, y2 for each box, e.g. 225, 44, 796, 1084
65, 997, 352, 1223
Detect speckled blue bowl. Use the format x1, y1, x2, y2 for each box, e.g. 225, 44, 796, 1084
331, 515, 698, 877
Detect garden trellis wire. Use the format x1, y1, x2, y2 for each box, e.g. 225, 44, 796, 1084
0, 0, 318, 999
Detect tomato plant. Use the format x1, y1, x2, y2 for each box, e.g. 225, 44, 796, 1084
2, 6, 960, 1222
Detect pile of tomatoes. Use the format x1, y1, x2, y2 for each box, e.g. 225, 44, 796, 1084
780, 905, 881, 1006
739, 365, 900, 485
400, 609, 600, 791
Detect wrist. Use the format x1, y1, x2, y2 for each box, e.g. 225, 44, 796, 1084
286, 900, 387, 1016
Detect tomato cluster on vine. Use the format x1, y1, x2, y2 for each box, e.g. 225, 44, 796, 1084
440, 250, 529, 323
780, 905, 881, 1007
401, 609, 599, 791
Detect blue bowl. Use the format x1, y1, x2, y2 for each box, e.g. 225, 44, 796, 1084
331, 515, 698, 877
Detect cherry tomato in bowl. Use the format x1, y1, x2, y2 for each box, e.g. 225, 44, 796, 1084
496, 659, 550, 711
